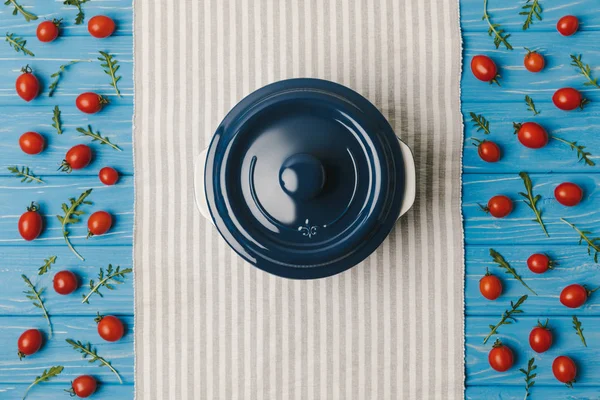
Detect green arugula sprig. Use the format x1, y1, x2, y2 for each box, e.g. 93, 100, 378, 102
22, 366, 63, 400
572, 316, 587, 347
66, 339, 123, 383
4, 0, 37, 22
8, 166, 43, 184
520, 0, 542, 30
5, 33, 34, 56
469, 112, 491, 134
56, 189, 93, 261
63, 0, 88, 25
570, 54, 600, 89
561, 219, 600, 262
38, 255, 57, 275
551, 135, 595, 166
483, 295, 528, 344
48, 60, 87, 97
99, 51, 122, 97
483, 0, 513, 50
21, 274, 53, 338
525, 95, 540, 116
52, 105, 62, 135
490, 248, 537, 295
519, 172, 549, 237
520, 357, 537, 399
82, 264, 133, 304
77, 125, 122, 151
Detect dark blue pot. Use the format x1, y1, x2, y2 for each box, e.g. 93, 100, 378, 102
195, 78, 415, 279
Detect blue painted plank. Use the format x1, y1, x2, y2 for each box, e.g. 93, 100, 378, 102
461, 0, 600, 32
463, 104, 600, 173
461, 32, 600, 104
466, 385, 600, 399
0, 105, 133, 175
0, 383, 133, 400
466, 245, 600, 316
0, 246, 133, 316
466, 316, 600, 386
0, 316, 134, 383
0, 0, 132, 37
0, 176, 133, 246
463, 173, 600, 245
0, 36, 132, 105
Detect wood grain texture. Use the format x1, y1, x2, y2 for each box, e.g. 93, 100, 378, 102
466, 385, 600, 400
0, 105, 133, 175
0, 176, 133, 245
0, 383, 133, 400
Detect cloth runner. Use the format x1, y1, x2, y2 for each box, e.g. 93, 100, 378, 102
133, 0, 464, 398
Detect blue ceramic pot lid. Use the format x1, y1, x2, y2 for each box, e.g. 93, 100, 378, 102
205, 78, 405, 279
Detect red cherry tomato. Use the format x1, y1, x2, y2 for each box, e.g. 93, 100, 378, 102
60, 144, 92, 173
481, 195, 512, 218
76, 92, 108, 114
488, 340, 514, 372
99, 167, 119, 185
18, 202, 43, 241
552, 356, 577, 387
527, 253, 553, 274
71, 375, 97, 398
471, 55, 498, 83
19, 131, 45, 155
36, 19, 61, 42
17, 329, 43, 360
529, 320, 553, 353
553, 88, 586, 111
87, 211, 112, 237
560, 284, 598, 308
554, 182, 583, 207
477, 140, 501, 163
88, 15, 116, 38
524, 49, 545, 73
16, 66, 39, 102
53, 270, 78, 295
515, 122, 548, 149
557, 15, 579, 36
479, 270, 502, 300
96, 315, 125, 342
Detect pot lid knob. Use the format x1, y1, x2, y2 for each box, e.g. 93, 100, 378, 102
279, 153, 325, 201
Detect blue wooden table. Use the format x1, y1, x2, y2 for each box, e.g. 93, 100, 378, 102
461, 0, 600, 398
0, 1, 133, 399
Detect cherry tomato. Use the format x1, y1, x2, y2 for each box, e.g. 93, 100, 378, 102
17, 329, 43, 360
477, 140, 501, 163
515, 122, 548, 149
553, 88, 585, 111
96, 315, 125, 342
19, 131, 45, 155
18, 202, 43, 241
479, 270, 502, 300
87, 211, 112, 237
99, 167, 119, 185
481, 195, 512, 218
552, 356, 577, 387
76, 92, 109, 114
529, 320, 553, 353
70, 375, 97, 398
88, 15, 116, 38
16, 65, 40, 102
527, 253, 553, 274
557, 15, 579, 36
488, 340, 514, 372
53, 270, 78, 295
36, 19, 61, 42
560, 284, 598, 308
471, 55, 498, 84
554, 182, 583, 207
524, 49, 545, 73
60, 144, 92, 173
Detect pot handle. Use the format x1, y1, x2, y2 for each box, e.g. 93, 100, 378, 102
194, 148, 213, 223
397, 138, 416, 217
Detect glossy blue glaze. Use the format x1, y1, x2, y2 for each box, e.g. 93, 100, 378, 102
205, 78, 405, 279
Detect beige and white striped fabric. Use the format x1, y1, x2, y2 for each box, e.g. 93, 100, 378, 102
134, 0, 464, 399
